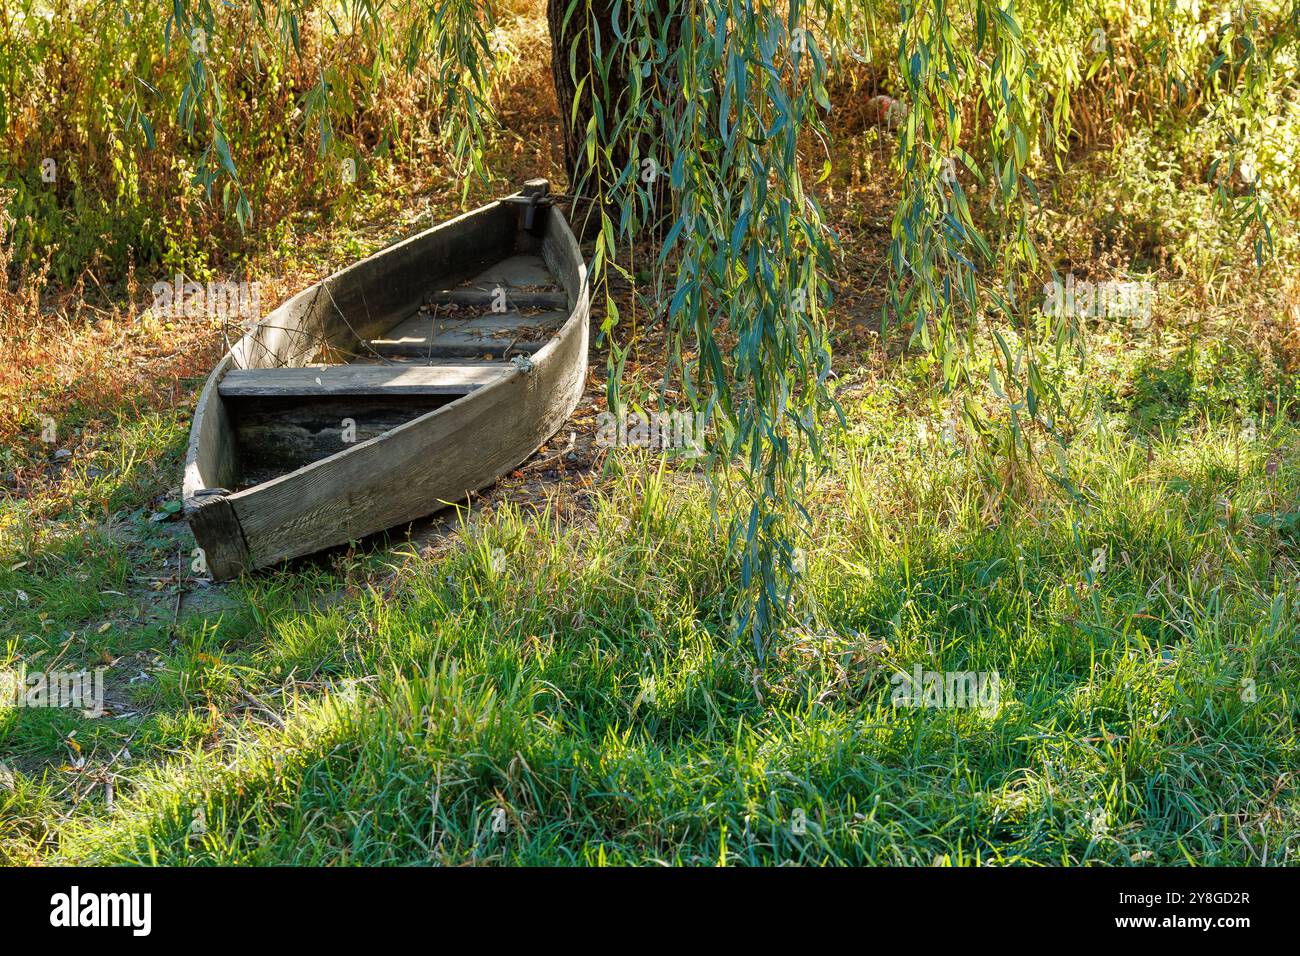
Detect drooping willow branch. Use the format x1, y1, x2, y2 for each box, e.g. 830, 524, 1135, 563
163, 0, 500, 223
562, 0, 839, 654
102, 0, 1300, 658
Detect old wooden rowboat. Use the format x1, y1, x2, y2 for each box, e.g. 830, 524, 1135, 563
182, 180, 589, 580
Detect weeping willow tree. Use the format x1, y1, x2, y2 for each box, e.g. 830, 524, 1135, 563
44, 0, 1300, 654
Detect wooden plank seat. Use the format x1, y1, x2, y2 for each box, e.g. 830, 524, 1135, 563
470, 253, 556, 288
368, 309, 567, 358
218, 363, 508, 398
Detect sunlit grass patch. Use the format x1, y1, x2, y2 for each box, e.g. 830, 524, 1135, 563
2, 388, 1290, 865
2, 0, 1298, 865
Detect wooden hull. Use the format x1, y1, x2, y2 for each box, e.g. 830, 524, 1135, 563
183, 183, 589, 579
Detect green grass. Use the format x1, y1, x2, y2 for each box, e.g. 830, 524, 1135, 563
3, 340, 1297, 865
4, 0, 1299, 868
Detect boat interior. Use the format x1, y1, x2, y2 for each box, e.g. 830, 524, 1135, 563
209, 195, 572, 490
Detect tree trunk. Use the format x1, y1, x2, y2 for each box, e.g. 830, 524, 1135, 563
548, 0, 621, 194
546, 0, 677, 232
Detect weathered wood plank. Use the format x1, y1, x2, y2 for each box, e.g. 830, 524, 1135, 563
423, 288, 568, 310
187, 493, 249, 580
369, 309, 566, 358
182, 354, 237, 505
466, 253, 555, 288
369, 339, 547, 359
218, 364, 508, 397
